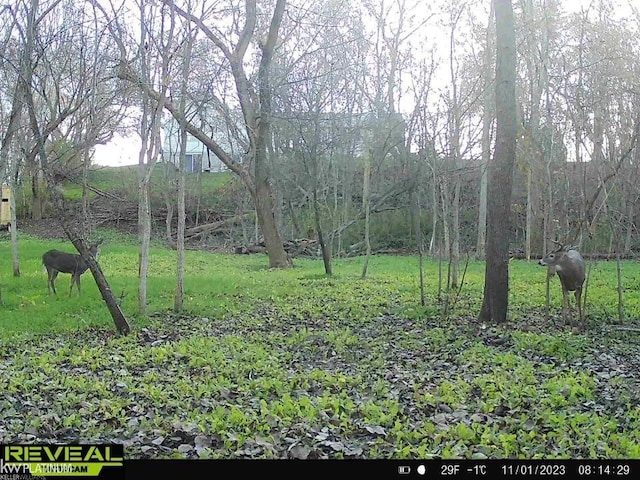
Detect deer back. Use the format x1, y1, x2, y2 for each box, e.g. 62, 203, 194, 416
42, 242, 101, 275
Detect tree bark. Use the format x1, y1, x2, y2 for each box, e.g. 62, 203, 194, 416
20, 0, 130, 335
361, 152, 372, 279
253, 0, 290, 268
175, 26, 193, 312
1, 82, 26, 278
476, 1, 494, 260
478, 0, 517, 324
412, 189, 425, 306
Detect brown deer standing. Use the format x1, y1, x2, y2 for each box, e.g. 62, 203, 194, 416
538, 242, 585, 329
42, 240, 103, 296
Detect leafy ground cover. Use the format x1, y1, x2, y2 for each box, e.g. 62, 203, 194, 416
1, 234, 639, 458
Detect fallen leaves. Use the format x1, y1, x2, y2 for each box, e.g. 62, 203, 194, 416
1, 294, 639, 459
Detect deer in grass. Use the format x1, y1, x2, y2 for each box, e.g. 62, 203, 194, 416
538, 240, 585, 329
42, 239, 103, 296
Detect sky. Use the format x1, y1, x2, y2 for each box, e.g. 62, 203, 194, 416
93, 133, 140, 167
91, 0, 635, 168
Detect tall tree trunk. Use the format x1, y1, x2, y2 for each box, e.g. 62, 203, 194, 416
174, 131, 186, 311
165, 195, 174, 246
309, 146, 331, 275
82, 149, 91, 236
1, 82, 26, 278
313, 189, 332, 276
137, 1, 173, 314
448, 10, 462, 287
429, 165, 438, 256
451, 180, 460, 287
477, 163, 488, 260
412, 190, 425, 306
525, 168, 533, 260
31, 170, 45, 220
137, 174, 151, 315
252, 0, 290, 268
174, 29, 192, 312
624, 194, 635, 255
544, 144, 555, 256
361, 152, 372, 279
10, 161, 21, 277
440, 178, 451, 265
478, 0, 517, 324
477, 0, 494, 260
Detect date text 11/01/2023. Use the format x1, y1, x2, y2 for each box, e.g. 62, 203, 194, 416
393, 461, 635, 478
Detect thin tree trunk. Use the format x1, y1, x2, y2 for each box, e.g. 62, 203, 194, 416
412, 190, 425, 306
136, 8, 152, 316
523, 0, 544, 262
138, 1, 173, 314
477, 163, 488, 260
1, 82, 26, 278
173, 13, 194, 312
361, 152, 372, 279
477, 0, 494, 260
138, 174, 151, 315
615, 251, 623, 324
10, 166, 20, 277
544, 150, 555, 256
82, 149, 91, 236
175, 137, 186, 311
165, 197, 174, 246
174, 31, 192, 312
448, 13, 461, 288
313, 189, 332, 276
452, 180, 460, 287
429, 166, 438, 256
31, 171, 44, 220
624, 195, 635, 254
441, 177, 450, 263
525, 167, 532, 260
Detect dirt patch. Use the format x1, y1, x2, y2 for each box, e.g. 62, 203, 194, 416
17, 217, 68, 240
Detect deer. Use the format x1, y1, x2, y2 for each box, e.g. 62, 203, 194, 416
42, 239, 103, 296
538, 241, 585, 329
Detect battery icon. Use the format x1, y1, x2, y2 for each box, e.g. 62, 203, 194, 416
398, 466, 411, 474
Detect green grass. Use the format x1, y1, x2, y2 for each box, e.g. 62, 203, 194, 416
1, 235, 638, 336
1, 234, 639, 459
24, 165, 235, 203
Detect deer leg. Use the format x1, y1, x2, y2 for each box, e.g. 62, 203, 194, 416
69, 273, 80, 296
49, 270, 58, 295
562, 288, 571, 327
574, 288, 583, 330
46, 268, 52, 294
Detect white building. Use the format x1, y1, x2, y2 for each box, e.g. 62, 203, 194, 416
161, 117, 243, 173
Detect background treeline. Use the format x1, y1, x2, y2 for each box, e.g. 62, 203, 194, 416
2, 0, 640, 266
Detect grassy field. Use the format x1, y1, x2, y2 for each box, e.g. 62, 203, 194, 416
1, 233, 639, 459
59, 166, 235, 202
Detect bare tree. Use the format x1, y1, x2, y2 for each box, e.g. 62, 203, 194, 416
13, 0, 130, 334
174, 12, 195, 312
478, 0, 517, 324
165, 0, 290, 268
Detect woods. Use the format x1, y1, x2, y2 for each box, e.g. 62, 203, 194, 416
2, 0, 640, 280
1, 0, 640, 464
